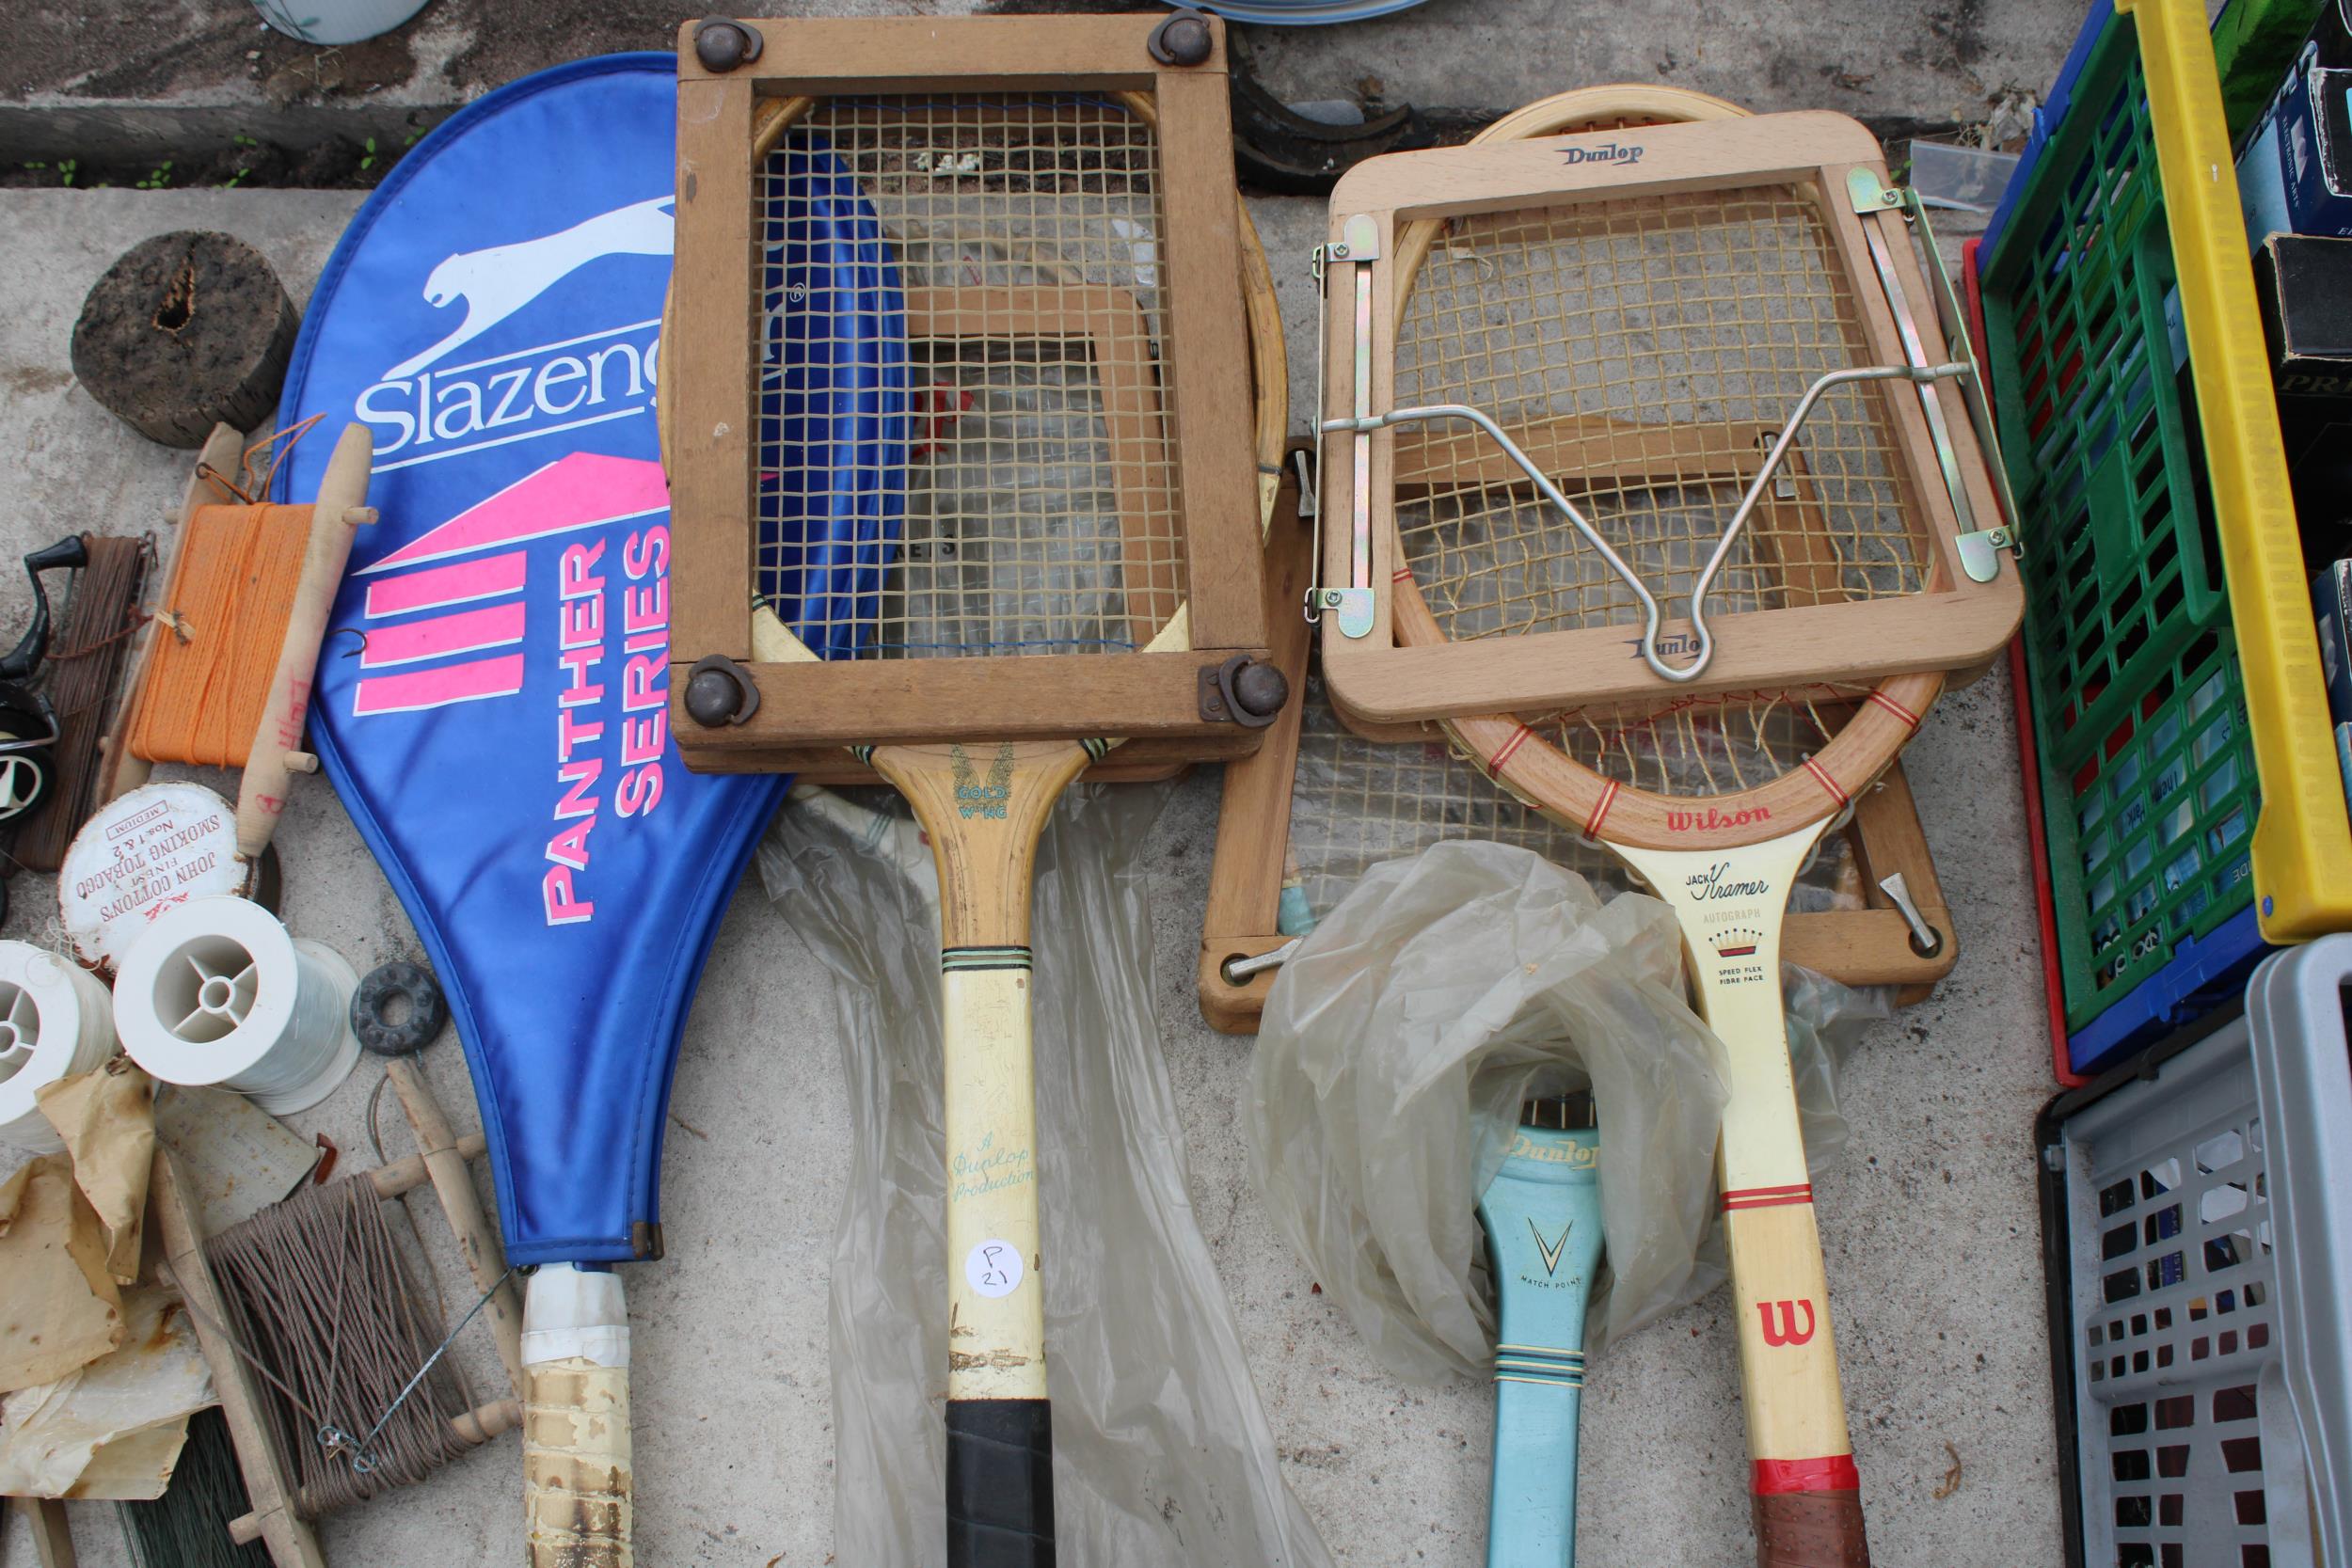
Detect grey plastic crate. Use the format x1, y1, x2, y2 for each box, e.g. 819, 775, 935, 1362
2246, 936, 2352, 1566
2040, 937, 2352, 1568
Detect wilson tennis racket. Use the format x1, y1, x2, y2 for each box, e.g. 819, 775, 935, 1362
1313, 111, 2019, 1566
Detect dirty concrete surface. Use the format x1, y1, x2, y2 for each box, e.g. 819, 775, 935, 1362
0, 0, 2067, 166
0, 1, 2075, 1557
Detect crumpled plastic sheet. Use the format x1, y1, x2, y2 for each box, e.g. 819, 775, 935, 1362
758, 784, 1333, 1568
1248, 840, 1886, 1386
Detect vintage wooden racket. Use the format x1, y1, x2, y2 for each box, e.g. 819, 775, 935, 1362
1312, 113, 2020, 1564
667, 19, 1276, 1564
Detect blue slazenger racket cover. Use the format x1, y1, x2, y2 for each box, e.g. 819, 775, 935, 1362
273, 55, 902, 1266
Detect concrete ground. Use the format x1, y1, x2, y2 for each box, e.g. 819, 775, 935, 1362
0, 0, 2071, 173
0, 34, 2070, 1565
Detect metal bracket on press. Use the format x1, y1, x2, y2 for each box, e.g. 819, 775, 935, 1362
1307, 214, 1383, 641
1877, 871, 1945, 958
1955, 524, 2022, 584
1847, 166, 2027, 583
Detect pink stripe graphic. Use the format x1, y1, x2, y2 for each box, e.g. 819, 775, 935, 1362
365, 552, 527, 619
360, 603, 527, 669
360, 452, 669, 573
354, 655, 526, 715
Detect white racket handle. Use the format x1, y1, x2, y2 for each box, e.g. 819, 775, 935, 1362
523, 1264, 632, 1568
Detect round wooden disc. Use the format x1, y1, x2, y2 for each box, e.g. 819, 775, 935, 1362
70, 230, 298, 449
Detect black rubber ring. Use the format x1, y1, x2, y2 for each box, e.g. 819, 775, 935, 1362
352, 961, 448, 1057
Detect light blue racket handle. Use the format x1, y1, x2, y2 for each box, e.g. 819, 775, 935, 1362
1475, 1124, 1604, 1568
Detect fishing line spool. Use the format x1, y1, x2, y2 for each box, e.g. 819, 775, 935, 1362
113, 895, 360, 1115
0, 939, 116, 1151
60, 781, 276, 974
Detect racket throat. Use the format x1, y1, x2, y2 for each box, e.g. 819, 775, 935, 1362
869, 738, 1096, 1407
1614, 822, 1827, 1215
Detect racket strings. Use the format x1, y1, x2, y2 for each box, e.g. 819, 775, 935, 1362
1545, 688, 1868, 799
755, 92, 1184, 660
1288, 676, 1868, 915
1393, 186, 1927, 643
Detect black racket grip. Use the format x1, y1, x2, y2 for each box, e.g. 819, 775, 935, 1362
946, 1399, 1056, 1568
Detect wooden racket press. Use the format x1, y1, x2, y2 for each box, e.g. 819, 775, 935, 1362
666, 14, 1275, 766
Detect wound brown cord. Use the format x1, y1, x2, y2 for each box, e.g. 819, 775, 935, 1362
203, 1175, 474, 1516
10, 533, 151, 874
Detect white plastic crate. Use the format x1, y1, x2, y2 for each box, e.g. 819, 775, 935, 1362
2039, 935, 2352, 1568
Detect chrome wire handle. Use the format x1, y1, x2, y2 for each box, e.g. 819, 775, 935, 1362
1324, 360, 1972, 683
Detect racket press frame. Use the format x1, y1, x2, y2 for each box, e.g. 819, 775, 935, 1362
148, 1061, 525, 1568
1311, 112, 2024, 728
666, 14, 1272, 764
1200, 452, 1961, 1033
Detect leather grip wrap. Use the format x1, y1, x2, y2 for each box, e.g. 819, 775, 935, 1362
946, 1398, 1056, 1567
1753, 1485, 1870, 1568
523, 1357, 631, 1567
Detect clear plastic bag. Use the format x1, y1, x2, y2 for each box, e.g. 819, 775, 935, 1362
1248, 839, 1883, 1386
757, 784, 1332, 1568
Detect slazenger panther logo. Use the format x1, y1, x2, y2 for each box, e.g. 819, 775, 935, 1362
388, 196, 673, 377
349, 452, 675, 927
357, 195, 673, 473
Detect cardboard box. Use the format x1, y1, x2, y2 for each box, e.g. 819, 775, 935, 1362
2242, 0, 2352, 239
2257, 236, 2352, 558
2312, 558, 2352, 726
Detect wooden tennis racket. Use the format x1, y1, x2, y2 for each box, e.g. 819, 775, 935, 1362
1315, 111, 2018, 1566
670, 27, 1279, 1561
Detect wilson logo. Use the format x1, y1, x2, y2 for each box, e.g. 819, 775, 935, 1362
1756, 1299, 1818, 1348
1562, 141, 1645, 167
1665, 806, 1772, 833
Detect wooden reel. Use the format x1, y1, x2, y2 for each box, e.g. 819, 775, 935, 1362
100, 422, 375, 863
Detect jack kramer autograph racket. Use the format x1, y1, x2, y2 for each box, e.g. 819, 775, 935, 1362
1315, 110, 2016, 1566
684, 72, 1284, 1565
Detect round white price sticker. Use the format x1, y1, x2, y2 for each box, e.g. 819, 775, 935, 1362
964, 1239, 1025, 1300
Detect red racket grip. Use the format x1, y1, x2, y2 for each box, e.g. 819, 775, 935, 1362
1753, 1479, 1870, 1568
946, 1398, 1056, 1567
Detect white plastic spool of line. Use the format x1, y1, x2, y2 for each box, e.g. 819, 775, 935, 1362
60, 781, 262, 976
113, 896, 361, 1116
0, 942, 117, 1154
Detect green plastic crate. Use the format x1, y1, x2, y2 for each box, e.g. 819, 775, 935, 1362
1980, 8, 2264, 1037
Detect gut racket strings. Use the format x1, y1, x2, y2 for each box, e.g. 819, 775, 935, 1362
1313, 182, 1979, 687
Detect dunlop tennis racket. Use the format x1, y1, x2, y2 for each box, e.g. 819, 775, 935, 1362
1314, 111, 2018, 1566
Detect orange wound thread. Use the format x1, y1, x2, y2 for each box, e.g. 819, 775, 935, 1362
1801, 756, 1850, 807
1866, 689, 1922, 730
1391, 567, 1413, 582
125, 503, 307, 769
1582, 778, 1619, 841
